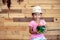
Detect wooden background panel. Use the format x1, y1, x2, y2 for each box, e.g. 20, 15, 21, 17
0, 14, 8, 18
29, 0, 60, 4
0, 17, 4, 26
10, 7, 25, 10
53, 5, 60, 9
0, 35, 23, 39
13, 17, 54, 22
43, 13, 60, 17
10, 0, 28, 7
22, 8, 32, 14
1, 9, 22, 13
45, 35, 57, 40
4, 22, 28, 26
2, 9, 22, 13
46, 22, 60, 27
46, 9, 60, 14
0, 35, 7, 39
0, 26, 26, 31
6, 35, 28, 39
2, 5, 8, 9
26, 5, 52, 9
4, 18, 13, 22
9, 14, 25, 18
6, 26, 26, 31
0, 31, 7, 35
45, 31, 59, 35
54, 17, 60, 23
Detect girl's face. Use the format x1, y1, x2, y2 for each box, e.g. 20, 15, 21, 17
32, 13, 42, 20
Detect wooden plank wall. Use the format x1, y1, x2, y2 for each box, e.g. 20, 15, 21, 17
0, 0, 60, 40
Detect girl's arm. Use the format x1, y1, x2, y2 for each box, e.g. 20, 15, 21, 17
29, 26, 38, 34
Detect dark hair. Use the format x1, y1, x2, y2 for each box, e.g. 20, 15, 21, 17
32, 13, 35, 16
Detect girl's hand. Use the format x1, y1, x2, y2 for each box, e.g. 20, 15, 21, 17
36, 30, 40, 34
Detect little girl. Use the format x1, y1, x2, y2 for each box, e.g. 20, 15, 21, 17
29, 6, 46, 40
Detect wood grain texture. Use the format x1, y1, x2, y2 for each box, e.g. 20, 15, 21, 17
13, 17, 54, 22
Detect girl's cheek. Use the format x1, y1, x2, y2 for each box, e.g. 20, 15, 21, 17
35, 16, 36, 18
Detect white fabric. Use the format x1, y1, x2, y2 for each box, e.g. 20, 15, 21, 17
32, 37, 46, 40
